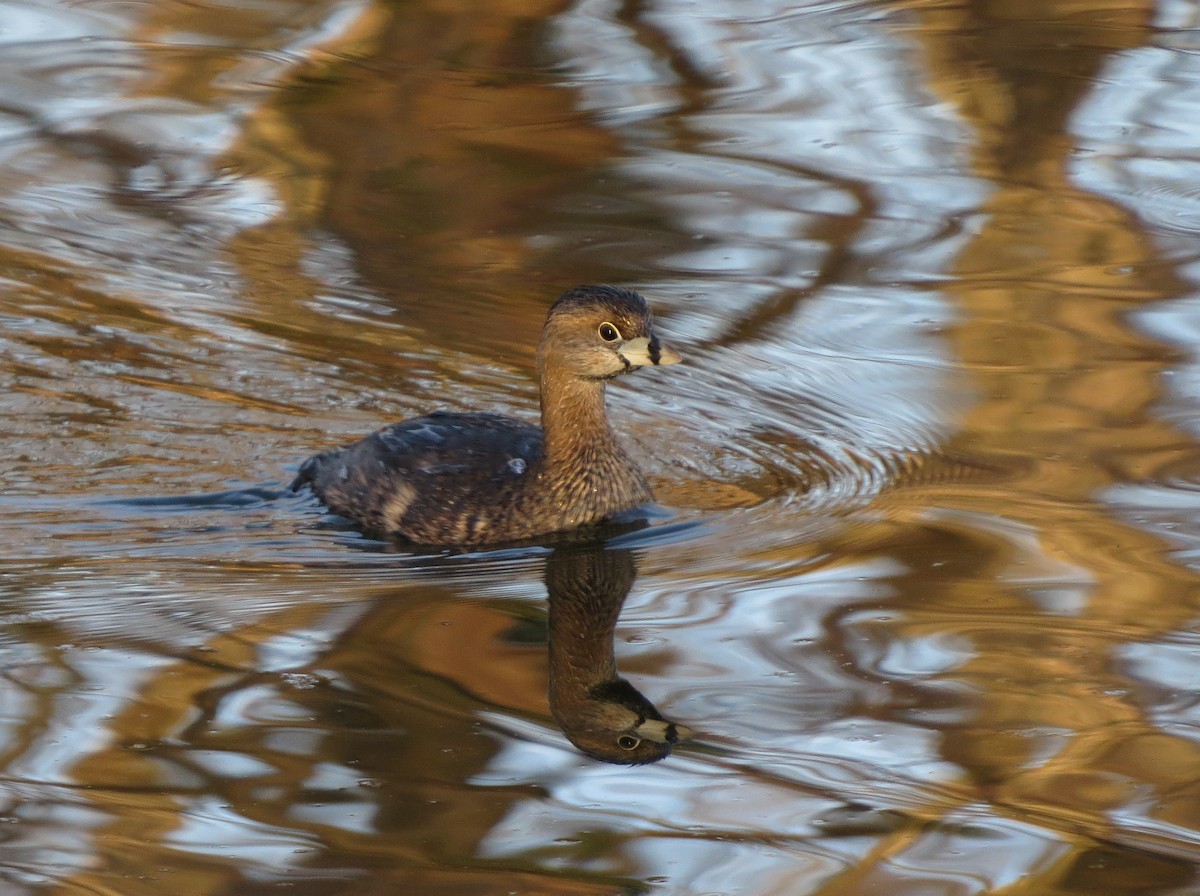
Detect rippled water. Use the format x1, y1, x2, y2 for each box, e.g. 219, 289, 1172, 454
3, 0, 1200, 893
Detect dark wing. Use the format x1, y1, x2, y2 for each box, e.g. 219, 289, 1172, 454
291, 412, 543, 532
371, 411, 541, 477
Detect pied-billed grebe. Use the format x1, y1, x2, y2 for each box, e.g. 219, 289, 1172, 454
291, 285, 681, 545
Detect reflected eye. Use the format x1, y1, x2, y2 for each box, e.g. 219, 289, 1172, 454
617, 735, 640, 750
598, 322, 621, 342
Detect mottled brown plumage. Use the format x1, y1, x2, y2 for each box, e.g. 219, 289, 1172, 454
291, 285, 680, 545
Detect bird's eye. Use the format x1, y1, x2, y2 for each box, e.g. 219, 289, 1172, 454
598, 322, 621, 342
617, 735, 640, 750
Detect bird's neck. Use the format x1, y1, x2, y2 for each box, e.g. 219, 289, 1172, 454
538, 366, 618, 466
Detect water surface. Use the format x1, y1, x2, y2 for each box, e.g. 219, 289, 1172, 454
2, 0, 1200, 893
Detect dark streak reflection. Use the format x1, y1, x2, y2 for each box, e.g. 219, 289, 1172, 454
545, 540, 691, 764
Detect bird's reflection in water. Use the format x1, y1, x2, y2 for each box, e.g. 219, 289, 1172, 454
545, 540, 692, 764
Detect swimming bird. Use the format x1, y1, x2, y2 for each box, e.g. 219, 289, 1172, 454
291, 285, 681, 545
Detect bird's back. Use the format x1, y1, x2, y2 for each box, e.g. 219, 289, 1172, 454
292, 411, 545, 542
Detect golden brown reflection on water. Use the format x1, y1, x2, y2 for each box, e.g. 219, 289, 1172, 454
1, 0, 1200, 893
